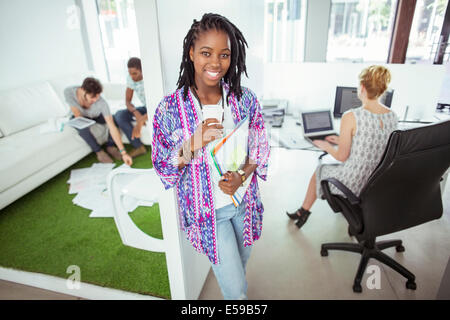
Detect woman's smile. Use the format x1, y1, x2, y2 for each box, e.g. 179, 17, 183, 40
205, 70, 221, 80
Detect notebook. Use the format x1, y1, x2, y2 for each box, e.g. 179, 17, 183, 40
300, 110, 338, 145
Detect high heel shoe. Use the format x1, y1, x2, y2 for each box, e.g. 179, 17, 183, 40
295, 210, 311, 229
286, 209, 302, 220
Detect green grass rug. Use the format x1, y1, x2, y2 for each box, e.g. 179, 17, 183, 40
0, 147, 171, 299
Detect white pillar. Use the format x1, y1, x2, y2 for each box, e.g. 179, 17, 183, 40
134, 0, 165, 143
304, 0, 331, 62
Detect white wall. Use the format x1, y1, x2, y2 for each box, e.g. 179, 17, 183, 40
0, 0, 89, 91
264, 62, 446, 120
156, 0, 265, 98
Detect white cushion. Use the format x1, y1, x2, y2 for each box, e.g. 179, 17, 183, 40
0, 124, 108, 193
108, 99, 127, 115
102, 83, 126, 101
0, 81, 67, 136
108, 100, 151, 146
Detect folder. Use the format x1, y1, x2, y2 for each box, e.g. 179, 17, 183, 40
210, 116, 252, 207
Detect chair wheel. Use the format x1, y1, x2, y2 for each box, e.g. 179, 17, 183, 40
320, 248, 328, 257
406, 280, 417, 290
396, 245, 405, 252
353, 283, 362, 293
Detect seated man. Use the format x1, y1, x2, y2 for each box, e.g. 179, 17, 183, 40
114, 57, 148, 158
64, 77, 132, 165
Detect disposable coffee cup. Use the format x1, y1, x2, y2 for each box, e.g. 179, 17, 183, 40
202, 105, 223, 126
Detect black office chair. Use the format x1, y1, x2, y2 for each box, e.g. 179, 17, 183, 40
320, 120, 450, 293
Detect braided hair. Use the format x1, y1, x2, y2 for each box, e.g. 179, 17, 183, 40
177, 13, 248, 101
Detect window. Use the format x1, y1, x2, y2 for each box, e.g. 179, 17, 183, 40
96, 0, 140, 82
405, 0, 449, 64
326, 0, 398, 62
264, 0, 308, 62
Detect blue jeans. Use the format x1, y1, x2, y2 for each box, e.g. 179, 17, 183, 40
211, 201, 252, 300
114, 106, 147, 148
75, 114, 114, 152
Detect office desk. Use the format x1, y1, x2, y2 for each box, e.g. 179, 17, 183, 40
267, 114, 449, 194
269, 113, 447, 150
268, 115, 321, 150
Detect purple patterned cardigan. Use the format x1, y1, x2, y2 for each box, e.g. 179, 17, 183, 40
151, 83, 270, 264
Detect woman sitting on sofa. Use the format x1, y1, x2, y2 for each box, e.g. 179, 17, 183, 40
64, 77, 132, 165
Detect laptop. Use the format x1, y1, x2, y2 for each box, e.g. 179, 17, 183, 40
300, 110, 338, 145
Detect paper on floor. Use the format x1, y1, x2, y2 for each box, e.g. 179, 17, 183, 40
67, 164, 115, 193
69, 163, 156, 218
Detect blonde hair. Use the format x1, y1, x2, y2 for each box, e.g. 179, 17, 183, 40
359, 65, 391, 100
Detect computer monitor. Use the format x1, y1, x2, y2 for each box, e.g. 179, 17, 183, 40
380, 89, 394, 108
333, 86, 394, 118
333, 86, 361, 118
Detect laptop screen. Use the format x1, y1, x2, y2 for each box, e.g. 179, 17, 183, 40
302, 111, 333, 134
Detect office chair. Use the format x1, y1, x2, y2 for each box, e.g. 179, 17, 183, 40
319, 120, 450, 293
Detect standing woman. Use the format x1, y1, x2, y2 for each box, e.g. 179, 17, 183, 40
152, 13, 270, 299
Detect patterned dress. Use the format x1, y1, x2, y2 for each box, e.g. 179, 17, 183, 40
316, 107, 398, 198
152, 83, 270, 265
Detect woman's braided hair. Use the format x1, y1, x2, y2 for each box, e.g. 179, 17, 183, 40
177, 13, 248, 101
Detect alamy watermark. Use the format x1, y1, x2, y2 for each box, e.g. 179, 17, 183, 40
66, 265, 81, 290
366, 265, 381, 290
66, 4, 80, 30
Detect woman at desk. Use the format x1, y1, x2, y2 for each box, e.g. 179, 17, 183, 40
287, 65, 398, 228
151, 13, 269, 299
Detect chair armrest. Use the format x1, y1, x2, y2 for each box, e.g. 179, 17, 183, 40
321, 178, 363, 234
321, 178, 360, 205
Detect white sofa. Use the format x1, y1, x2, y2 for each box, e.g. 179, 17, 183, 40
0, 74, 151, 210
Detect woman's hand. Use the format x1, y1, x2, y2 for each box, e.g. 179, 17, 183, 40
218, 171, 242, 196
325, 135, 339, 145
122, 153, 133, 166
312, 139, 332, 152
191, 118, 224, 151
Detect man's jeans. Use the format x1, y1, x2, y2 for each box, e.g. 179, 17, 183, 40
75, 114, 114, 152
211, 201, 252, 300
114, 106, 147, 149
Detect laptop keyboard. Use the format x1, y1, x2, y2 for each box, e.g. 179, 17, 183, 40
308, 134, 333, 141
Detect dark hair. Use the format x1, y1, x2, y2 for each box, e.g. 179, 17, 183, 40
81, 77, 102, 96
177, 13, 248, 101
127, 57, 142, 71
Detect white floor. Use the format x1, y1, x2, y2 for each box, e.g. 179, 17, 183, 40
1, 148, 449, 300
198, 148, 450, 300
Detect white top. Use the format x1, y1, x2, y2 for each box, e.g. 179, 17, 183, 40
126, 75, 146, 106
190, 88, 235, 209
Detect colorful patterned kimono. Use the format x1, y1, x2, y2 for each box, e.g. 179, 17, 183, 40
152, 83, 270, 264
